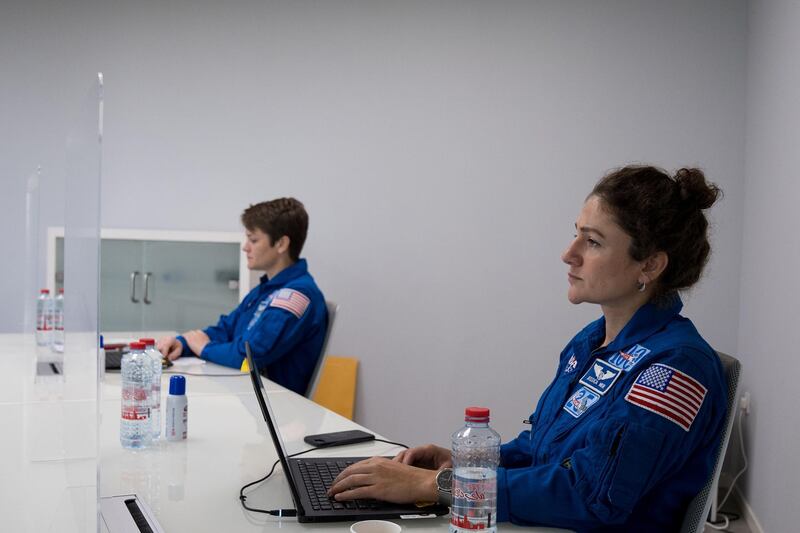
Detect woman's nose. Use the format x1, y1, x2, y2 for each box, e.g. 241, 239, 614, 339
561, 240, 580, 266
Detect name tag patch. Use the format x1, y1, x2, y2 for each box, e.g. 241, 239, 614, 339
563, 386, 601, 418
607, 344, 651, 372
579, 359, 622, 395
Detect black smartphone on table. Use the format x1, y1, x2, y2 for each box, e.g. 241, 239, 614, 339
303, 429, 375, 448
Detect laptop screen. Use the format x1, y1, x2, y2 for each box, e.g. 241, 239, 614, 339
245, 342, 304, 507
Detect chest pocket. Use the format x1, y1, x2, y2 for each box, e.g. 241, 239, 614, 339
545, 373, 633, 455
598, 420, 667, 511
535, 370, 583, 427
548, 397, 603, 448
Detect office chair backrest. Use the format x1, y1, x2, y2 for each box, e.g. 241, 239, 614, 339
304, 300, 339, 398
312, 355, 359, 420
679, 351, 742, 533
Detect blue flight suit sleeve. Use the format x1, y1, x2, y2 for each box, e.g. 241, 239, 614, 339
176, 335, 192, 356
496, 347, 725, 529
176, 292, 254, 358
203, 305, 241, 344
500, 431, 534, 468
199, 292, 313, 370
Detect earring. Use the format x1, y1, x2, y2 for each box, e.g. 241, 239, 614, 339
638, 281, 646, 293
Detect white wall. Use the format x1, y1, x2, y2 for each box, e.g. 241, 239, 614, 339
1, 0, 746, 465
738, 1, 800, 530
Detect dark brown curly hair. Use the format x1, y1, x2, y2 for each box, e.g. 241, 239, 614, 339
241, 197, 309, 262
590, 165, 722, 303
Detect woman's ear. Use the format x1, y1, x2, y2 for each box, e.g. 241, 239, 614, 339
641, 251, 669, 284
276, 235, 291, 255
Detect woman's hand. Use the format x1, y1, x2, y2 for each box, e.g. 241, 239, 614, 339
156, 336, 183, 361
327, 457, 438, 504
394, 444, 452, 470
183, 330, 210, 356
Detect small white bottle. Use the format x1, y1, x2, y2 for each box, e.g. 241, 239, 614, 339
99, 334, 106, 381
165, 375, 187, 441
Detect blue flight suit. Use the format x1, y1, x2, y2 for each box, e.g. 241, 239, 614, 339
177, 259, 328, 395
497, 297, 726, 532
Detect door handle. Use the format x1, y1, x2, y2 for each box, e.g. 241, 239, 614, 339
130, 271, 140, 303
143, 272, 153, 305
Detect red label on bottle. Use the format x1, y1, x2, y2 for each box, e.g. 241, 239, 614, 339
121, 407, 149, 421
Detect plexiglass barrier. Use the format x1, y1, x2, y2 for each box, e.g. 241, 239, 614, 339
0, 74, 103, 532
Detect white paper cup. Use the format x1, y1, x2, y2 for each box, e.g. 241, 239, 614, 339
350, 520, 402, 533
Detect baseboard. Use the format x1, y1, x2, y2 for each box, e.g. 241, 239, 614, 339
734, 487, 764, 533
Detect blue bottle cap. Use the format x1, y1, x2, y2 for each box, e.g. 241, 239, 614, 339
169, 375, 186, 395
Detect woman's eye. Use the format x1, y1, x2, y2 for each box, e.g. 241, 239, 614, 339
587, 239, 600, 247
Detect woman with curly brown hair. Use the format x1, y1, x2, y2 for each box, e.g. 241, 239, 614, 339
329, 165, 726, 532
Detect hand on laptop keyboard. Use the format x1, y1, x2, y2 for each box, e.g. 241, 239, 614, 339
327, 457, 439, 504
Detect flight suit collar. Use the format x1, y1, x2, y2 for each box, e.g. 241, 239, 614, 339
606, 295, 683, 353
568, 296, 682, 381
259, 259, 309, 289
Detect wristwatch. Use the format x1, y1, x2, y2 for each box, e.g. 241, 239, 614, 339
435, 468, 453, 506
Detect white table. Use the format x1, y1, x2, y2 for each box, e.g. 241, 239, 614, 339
100, 360, 566, 533
1, 334, 565, 532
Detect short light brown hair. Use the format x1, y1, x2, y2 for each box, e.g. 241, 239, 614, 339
241, 198, 309, 262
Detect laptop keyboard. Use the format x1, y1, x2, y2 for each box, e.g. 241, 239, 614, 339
297, 460, 382, 511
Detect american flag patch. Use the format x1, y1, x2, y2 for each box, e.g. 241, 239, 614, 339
269, 288, 310, 319
625, 363, 707, 431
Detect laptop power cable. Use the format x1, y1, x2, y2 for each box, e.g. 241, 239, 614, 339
239, 439, 409, 516
240, 449, 311, 516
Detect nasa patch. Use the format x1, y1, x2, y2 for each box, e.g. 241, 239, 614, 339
563, 386, 601, 418
606, 344, 651, 372
579, 359, 622, 395
563, 353, 578, 374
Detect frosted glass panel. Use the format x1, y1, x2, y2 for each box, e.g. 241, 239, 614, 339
99, 239, 145, 331
63, 236, 241, 333
141, 240, 240, 332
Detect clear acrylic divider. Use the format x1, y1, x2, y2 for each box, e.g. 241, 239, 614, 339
10, 73, 103, 533
23, 167, 42, 337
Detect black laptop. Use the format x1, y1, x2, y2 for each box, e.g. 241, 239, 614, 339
245, 344, 449, 522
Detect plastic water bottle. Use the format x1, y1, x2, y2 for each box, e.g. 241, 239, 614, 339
120, 342, 154, 449
35, 289, 53, 346
52, 289, 65, 350
140, 338, 162, 439
450, 407, 501, 533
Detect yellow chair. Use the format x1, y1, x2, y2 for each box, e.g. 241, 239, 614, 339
312, 356, 359, 420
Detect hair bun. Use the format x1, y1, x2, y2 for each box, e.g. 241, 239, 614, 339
674, 168, 721, 210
